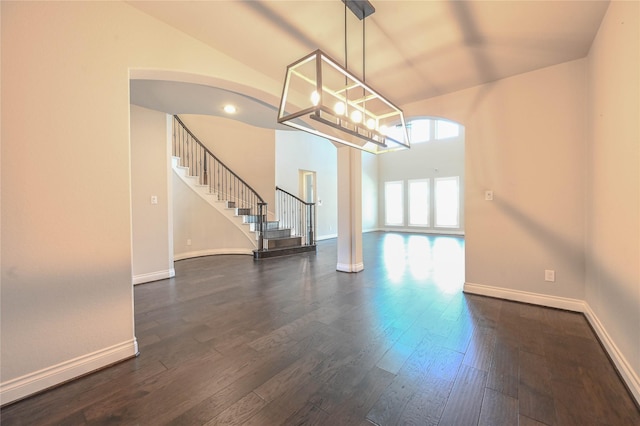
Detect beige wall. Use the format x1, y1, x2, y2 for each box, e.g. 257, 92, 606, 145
130, 105, 174, 283
172, 173, 255, 258
2, 0, 638, 406
132, 109, 262, 262
178, 115, 276, 209
405, 59, 588, 301
586, 1, 639, 399
1, 0, 281, 403
401, 11, 639, 398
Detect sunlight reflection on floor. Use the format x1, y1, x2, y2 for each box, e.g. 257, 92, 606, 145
382, 233, 464, 294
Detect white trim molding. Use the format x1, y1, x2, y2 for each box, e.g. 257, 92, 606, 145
336, 262, 364, 273
464, 281, 640, 405
316, 233, 338, 241
174, 248, 253, 261
583, 304, 640, 404
463, 282, 585, 312
132, 268, 175, 285
381, 227, 464, 236
0, 339, 138, 406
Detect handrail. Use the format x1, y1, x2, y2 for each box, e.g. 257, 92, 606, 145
276, 187, 315, 247
275, 186, 315, 206
174, 115, 264, 204
172, 115, 266, 250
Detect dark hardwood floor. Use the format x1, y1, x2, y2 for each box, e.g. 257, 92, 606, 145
2, 232, 638, 425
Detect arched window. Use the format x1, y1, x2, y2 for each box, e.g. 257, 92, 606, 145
394, 117, 461, 144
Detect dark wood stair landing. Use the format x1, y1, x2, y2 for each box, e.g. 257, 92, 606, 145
253, 244, 317, 259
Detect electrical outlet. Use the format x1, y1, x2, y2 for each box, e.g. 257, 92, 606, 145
485, 190, 493, 201
151, 195, 158, 205
545, 269, 555, 282
187, 239, 192, 246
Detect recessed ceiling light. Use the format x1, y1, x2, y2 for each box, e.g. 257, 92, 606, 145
223, 104, 237, 114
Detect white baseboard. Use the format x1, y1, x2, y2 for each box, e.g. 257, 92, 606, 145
174, 248, 253, 261
463, 282, 585, 312
463, 281, 640, 405
0, 339, 138, 406
132, 268, 175, 285
380, 227, 464, 236
583, 303, 640, 404
316, 233, 338, 241
336, 262, 364, 273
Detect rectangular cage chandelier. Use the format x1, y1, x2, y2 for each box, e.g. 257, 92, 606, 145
277, 1, 410, 154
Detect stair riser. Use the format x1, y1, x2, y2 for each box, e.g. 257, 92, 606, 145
253, 245, 317, 259
264, 236, 302, 250
249, 222, 280, 231
263, 229, 292, 239
243, 215, 267, 224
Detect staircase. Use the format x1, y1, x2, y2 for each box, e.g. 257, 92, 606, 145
172, 115, 316, 259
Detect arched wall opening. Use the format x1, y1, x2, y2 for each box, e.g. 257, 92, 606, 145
129, 71, 282, 286
376, 115, 466, 236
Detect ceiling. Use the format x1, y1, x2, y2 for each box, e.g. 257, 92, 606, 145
128, 0, 609, 128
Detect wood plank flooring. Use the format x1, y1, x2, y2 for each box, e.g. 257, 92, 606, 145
2, 232, 639, 425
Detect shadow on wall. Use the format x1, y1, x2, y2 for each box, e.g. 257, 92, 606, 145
494, 197, 636, 315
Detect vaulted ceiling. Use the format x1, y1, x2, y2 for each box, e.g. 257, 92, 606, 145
129, 0, 609, 126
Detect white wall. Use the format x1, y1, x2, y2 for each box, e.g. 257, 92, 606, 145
362, 151, 378, 232
586, 1, 639, 401
377, 125, 465, 234
130, 105, 174, 284
275, 130, 338, 240
1, 0, 282, 403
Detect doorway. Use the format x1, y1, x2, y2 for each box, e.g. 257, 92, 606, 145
299, 170, 316, 205
299, 170, 317, 237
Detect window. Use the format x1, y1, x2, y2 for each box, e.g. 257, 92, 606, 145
385, 125, 407, 145
408, 119, 430, 144
408, 179, 429, 226
385, 181, 404, 225
435, 119, 460, 139
396, 117, 460, 144
435, 177, 460, 227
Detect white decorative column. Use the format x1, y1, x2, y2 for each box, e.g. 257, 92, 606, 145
336, 146, 364, 272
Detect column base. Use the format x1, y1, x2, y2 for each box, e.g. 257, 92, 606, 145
336, 262, 364, 273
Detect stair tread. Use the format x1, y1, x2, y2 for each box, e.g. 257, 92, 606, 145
264, 235, 299, 240
253, 244, 317, 259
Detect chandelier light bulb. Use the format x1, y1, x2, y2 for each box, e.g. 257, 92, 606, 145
351, 110, 363, 123
334, 101, 346, 116
379, 125, 389, 135
366, 118, 376, 130
310, 90, 320, 106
